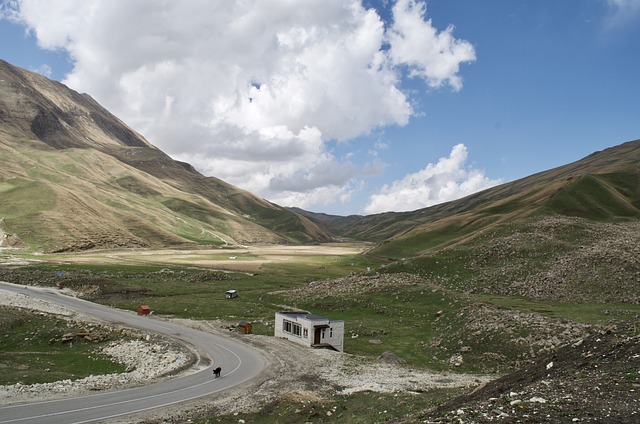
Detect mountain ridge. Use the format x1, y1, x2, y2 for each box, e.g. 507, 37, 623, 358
1, 58, 638, 255
294, 138, 640, 256
0, 59, 331, 251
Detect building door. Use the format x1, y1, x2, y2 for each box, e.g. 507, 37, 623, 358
314, 328, 321, 344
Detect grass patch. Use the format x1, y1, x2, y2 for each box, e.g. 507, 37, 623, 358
0, 305, 125, 385
0, 248, 371, 324
479, 295, 640, 324
549, 174, 640, 219
263, 273, 482, 370
0, 178, 57, 217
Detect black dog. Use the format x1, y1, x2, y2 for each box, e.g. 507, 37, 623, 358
213, 367, 221, 378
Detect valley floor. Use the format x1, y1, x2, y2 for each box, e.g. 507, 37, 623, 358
38, 243, 368, 273
0, 285, 491, 423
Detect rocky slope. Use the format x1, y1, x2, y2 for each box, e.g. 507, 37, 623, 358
420, 318, 640, 423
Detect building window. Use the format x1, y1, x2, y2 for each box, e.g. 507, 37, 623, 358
283, 320, 302, 337
303, 328, 308, 338
293, 323, 302, 337
330, 328, 333, 338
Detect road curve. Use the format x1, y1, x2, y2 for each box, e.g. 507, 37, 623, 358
0, 281, 269, 424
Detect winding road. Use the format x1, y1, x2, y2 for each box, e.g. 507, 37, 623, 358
0, 281, 269, 424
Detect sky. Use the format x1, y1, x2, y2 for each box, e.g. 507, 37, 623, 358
1, 0, 639, 216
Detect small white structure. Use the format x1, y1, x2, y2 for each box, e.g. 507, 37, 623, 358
274, 311, 344, 352
225, 289, 238, 299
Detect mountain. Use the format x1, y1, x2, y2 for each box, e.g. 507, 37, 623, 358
2, 58, 637, 256
296, 139, 640, 258
0, 59, 331, 252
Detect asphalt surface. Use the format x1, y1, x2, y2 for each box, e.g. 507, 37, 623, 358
0, 281, 269, 424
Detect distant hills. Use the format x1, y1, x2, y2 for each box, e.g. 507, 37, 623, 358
296, 139, 640, 258
1, 58, 638, 255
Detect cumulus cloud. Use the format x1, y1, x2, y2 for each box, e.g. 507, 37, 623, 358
4, 0, 476, 212
364, 144, 502, 214
388, 0, 476, 91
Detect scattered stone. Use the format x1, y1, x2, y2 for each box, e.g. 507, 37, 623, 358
448, 353, 464, 367
61, 333, 75, 343
376, 351, 405, 364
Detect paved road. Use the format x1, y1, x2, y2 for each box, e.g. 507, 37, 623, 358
0, 281, 268, 424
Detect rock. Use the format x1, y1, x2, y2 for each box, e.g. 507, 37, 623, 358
376, 351, 405, 364
448, 353, 464, 367
61, 333, 75, 343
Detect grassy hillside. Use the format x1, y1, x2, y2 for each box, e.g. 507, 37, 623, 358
292, 140, 640, 248
355, 140, 640, 258
378, 215, 640, 304
0, 141, 280, 251
0, 59, 331, 251
108, 146, 330, 244
547, 172, 640, 218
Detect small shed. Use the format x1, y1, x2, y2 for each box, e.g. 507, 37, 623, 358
137, 305, 151, 316
225, 289, 238, 299
274, 311, 344, 352
237, 321, 253, 334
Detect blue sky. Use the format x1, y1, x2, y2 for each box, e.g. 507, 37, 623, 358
1, 0, 639, 216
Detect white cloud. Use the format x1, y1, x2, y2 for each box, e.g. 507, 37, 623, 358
603, 0, 640, 28
31, 63, 51, 78
388, 0, 476, 91
5, 0, 476, 213
0, 1, 20, 21
270, 183, 361, 211
364, 144, 502, 214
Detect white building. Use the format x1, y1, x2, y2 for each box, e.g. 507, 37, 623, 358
274, 311, 344, 352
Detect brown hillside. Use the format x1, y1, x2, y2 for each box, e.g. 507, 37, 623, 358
344, 139, 640, 254
0, 59, 331, 251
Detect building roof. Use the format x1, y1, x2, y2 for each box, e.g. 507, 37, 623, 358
276, 311, 343, 323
